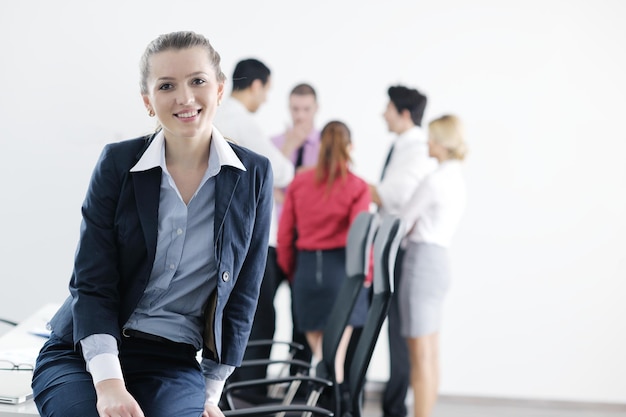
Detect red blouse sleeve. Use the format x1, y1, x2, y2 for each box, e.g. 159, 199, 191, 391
349, 177, 372, 224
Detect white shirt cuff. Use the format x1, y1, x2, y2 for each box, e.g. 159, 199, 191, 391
87, 353, 124, 385
204, 377, 226, 406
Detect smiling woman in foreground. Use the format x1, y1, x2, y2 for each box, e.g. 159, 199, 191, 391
30, 31, 273, 417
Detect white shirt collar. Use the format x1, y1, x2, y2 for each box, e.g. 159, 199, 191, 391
395, 125, 427, 145
130, 127, 246, 173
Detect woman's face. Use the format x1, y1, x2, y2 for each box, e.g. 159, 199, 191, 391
142, 46, 224, 143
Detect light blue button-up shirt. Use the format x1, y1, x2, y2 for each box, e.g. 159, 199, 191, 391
124, 130, 220, 348
81, 128, 245, 401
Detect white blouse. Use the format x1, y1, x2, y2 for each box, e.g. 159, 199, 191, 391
401, 160, 467, 248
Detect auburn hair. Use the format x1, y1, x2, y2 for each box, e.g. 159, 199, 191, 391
315, 120, 352, 195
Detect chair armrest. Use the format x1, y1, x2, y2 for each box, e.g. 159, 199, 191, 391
238, 358, 312, 372
223, 404, 333, 417
246, 339, 306, 352
224, 375, 333, 409
226, 375, 333, 393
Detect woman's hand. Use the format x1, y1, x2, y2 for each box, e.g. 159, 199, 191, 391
202, 403, 225, 417
274, 188, 285, 204
95, 379, 145, 417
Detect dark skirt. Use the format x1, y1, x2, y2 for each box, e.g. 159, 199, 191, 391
292, 248, 369, 332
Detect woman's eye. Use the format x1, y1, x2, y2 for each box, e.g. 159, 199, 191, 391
192, 78, 206, 86
159, 83, 173, 90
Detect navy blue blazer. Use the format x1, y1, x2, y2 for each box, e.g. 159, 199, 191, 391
49, 133, 273, 366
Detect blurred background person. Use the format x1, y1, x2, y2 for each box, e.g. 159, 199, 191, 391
369, 85, 436, 417
213, 58, 293, 191
399, 114, 468, 417
273, 82, 321, 175
276, 120, 371, 407
251, 82, 322, 385
214, 58, 294, 394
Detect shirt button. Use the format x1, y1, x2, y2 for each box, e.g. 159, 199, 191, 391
169, 264, 175, 270
177, 228, 183, 235
222, 271, 230, 282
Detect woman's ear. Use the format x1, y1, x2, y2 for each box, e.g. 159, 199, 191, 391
142, 95, 155, 117
217, 83, 225, 105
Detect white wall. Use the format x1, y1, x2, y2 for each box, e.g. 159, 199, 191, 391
1, 0, 625, 405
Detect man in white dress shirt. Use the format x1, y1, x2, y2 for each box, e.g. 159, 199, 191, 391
213, 58, 295, 397
214, 58, 294, 190
369, 85, 436, 417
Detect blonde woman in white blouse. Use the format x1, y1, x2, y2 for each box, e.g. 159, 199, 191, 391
399, 114, 468, 417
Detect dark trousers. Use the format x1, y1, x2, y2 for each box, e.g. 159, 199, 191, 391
228, 247, 312, 393
32, 334, 204, 417
383, 248, 409, 417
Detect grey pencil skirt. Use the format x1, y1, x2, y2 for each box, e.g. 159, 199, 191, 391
398, 241, 451, 338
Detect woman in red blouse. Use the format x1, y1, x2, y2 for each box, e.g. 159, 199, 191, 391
277, 120, 371, 386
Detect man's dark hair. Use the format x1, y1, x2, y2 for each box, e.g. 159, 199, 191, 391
232, 58, 271, 91
388, 85, 428, 126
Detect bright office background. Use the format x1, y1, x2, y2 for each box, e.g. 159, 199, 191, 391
1, 0, 625, 406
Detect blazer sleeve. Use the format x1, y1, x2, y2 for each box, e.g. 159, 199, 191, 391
70, 144, 127, 345
219, 156, 274, 366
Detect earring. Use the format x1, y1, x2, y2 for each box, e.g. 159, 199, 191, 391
148, 109, 155, 117
217, 99, 222, 106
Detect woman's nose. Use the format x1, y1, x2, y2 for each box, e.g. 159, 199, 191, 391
176, 86, 194, 105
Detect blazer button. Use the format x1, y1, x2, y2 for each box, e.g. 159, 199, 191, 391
222, 271, 230, 282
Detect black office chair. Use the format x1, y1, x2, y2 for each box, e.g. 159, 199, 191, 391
223, 403, 334, 417
341, 214, 403, 417
223, 211, 380, 410
223, 214, 404, 417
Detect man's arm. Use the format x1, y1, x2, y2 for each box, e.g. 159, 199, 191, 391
369, 184, 382, 207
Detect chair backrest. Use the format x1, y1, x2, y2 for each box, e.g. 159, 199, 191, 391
318, 211, 379, 380
224, 212, 379, 412
344, 214, 404, 417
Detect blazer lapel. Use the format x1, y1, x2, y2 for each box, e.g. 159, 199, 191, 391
214, 167, 241, 256
132, 168, 162, 263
